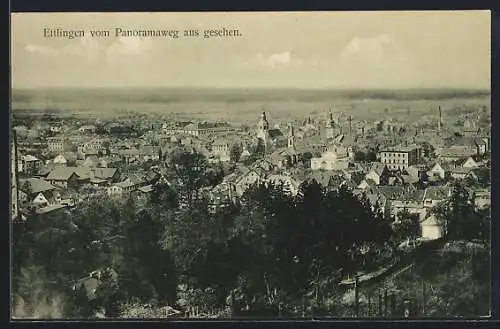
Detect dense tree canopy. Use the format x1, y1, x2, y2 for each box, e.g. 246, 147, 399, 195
12, 155, 490, 319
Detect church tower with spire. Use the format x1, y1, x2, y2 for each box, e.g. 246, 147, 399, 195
325, 111, 336, 140
256, 111, 270, 150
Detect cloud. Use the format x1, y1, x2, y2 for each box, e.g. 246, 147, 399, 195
333, 34, 422, 87
62, 36, 101, 60
252, 51, 303, 68
24, 44, 61, 57
105, 37, 154, 60
338, 34, 394, 65
24, 37, 101, 60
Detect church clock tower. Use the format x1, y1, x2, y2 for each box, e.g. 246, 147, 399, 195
256, 111, 270, 149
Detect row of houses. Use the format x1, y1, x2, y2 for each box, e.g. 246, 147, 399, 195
207, 155, 490, 240
18, 165, 167, 211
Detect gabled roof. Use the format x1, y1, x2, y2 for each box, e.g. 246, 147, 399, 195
143, 170, 161, 182
455, 156, 477, 167
46, 167, 78, 181
19, 178, 56, 194
356, 179, 376, 190
439, 145, 476, 158
450, 167, 475, 174
183, 123, 199, 130
92, 167, 118, 180
428, 162, 444, 171
378, 185, 416, 200
137, 185, 154, 193
120, 174, 145, 186
37, 163, 56, 176
421, 213, 440, 225
423, 186, 452, 201
74, 167, 92, 180
395, 188, 426, 203
380, 145, 419, 153
236, 165, 250, 176
212, 138, 230, 147
22, 155, 40, 162
53, 154, 67, 161
368, 163, 387, 176
266, 174, 300, 187
35, 204, 67, 215
83, 155, 99, 165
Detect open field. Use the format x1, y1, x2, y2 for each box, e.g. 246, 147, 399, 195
12, 88, 490, 125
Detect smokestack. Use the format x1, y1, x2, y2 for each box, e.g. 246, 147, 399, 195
349, 115, 352, 136
438, 106, 442, 132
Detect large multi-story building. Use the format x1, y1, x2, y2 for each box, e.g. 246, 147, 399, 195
164, 122, 237, 137
379, 144, 422, 171
47, 137, 65, 153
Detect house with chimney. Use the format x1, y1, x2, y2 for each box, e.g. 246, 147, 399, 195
46, 167, 80, 189
364, 163, 390, 186
420, 214, 444, 240
456, 156, 479, 169
19, 155, 43, 175
53, 154, 68, 166
438, 145, 477, 162
427, 162, 446, 182
378, 185, 425, 220
449, 167, 478, 181
422, 185, 452, 209
18, 178, 60, 210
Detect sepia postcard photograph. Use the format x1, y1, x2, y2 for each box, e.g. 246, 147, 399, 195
10, 11, 491, 320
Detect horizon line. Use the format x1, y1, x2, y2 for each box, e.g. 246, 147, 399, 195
11, 86, 492, 92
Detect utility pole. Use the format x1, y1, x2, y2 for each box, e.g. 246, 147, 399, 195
367, 289, 371, 317
421, 280, 426, 315
472, 247, 477, 315
438, 106, 442, 133
384, 288, 388, 317
378, 290, 382, 316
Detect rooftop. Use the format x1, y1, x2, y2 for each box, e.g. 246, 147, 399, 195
380, 145, 420, 153
19, 178, 57, 194
21, 155, 40, 162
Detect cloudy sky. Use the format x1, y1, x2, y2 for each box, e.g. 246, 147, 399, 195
11, 11, 490, 89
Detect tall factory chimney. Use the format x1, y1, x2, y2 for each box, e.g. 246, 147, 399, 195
438, 106, 442, 133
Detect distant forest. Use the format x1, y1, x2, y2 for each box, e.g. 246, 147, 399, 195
12, 88, 491, 105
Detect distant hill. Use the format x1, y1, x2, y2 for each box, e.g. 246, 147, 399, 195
12, 87, 491, 105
